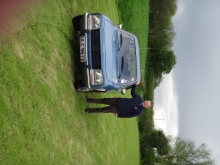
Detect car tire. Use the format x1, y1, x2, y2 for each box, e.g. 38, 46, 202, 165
74, 80, 107, 93
94, 89, 107, 93
74, 80, 90, 92
72, 15, 83, 31
76, 86, 91, 92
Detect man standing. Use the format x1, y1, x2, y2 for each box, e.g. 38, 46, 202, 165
85, 82, 152, 118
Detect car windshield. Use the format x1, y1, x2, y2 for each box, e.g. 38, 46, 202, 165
117, 30, 137, 84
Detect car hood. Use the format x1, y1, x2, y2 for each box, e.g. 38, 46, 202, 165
103, 19, 118, 84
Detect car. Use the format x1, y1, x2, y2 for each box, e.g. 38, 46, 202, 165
72, 12, 140, 94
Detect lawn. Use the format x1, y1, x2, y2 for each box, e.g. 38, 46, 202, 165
0, 0, 149, 164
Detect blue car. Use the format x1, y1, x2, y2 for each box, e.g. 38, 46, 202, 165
72, 12, 140, 94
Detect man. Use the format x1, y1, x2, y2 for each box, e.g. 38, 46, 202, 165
85, 82, 152, 118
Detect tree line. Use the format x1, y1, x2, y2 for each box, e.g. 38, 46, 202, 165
139, 0, 178, 159
147, 0, 177, 87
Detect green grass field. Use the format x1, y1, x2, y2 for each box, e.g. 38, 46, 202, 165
0, 0, 150, 164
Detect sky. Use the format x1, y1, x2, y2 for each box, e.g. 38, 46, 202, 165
153, 0, 220, 164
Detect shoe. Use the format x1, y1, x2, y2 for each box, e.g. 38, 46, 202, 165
86, 96, 91, 102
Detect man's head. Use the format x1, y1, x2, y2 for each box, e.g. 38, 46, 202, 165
141, 101, 152, 108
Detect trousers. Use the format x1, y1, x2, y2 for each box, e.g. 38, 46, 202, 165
86, 98, 118, 113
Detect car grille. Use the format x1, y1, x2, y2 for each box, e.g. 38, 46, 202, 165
91, 29, 101, 69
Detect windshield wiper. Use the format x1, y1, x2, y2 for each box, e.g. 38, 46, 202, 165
118, 33, 123, 51
118, 56, 124, 78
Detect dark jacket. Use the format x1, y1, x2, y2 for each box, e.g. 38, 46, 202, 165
117, 85, 143, 118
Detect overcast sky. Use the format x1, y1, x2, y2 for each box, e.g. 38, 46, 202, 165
154, 0, 220, 164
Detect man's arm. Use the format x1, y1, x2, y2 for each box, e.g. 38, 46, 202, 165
131, 82, 139, 97
117, 111, 141, 118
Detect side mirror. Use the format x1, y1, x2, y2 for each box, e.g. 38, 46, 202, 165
117, 24, 122, 29
121, 89, 126, 94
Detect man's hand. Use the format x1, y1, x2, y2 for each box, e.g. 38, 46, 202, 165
115, 113, 118, 117
135, 82, 140, 85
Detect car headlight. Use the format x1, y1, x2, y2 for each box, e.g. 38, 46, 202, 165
90, 69, 104, 85
88, 15, 101, 30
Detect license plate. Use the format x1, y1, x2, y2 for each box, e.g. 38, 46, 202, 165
80, 36, 86, 62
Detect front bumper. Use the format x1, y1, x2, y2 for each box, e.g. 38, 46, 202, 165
80, 12, 91, 90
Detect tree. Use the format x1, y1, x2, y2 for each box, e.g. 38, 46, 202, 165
149, 0, 177, 49
149, 49, 177, 78
157, 137, 215, 165
148, 129, 170, 155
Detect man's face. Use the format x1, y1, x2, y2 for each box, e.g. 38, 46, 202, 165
141, 101, 151, 108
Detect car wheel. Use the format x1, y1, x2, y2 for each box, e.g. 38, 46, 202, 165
74, 80, 90, 92
76, 86, 91, 92
72, 15, 83, 31
95, 89, 107, 93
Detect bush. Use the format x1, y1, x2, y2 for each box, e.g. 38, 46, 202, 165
141, 147, 155, 165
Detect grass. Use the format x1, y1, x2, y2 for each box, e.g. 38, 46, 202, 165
116, 0, 150, 81
0, 0, 139, 164
116, 1, 155, 164
0, 0, 150, 164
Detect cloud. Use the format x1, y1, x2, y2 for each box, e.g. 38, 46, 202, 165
153, 72, 179, 137
172, 0, 220, 162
